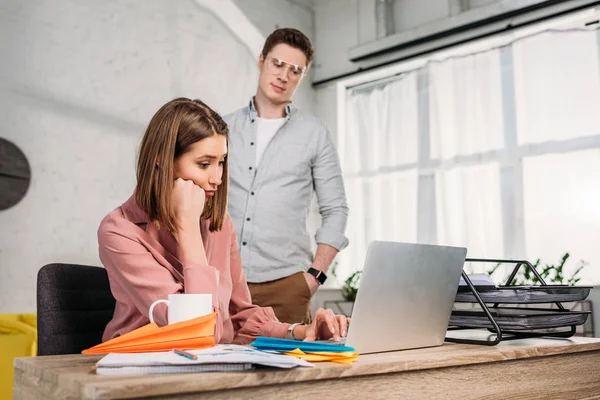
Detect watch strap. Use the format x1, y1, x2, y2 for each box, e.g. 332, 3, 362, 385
287, 323, 303, 340
307, 267, 327, 285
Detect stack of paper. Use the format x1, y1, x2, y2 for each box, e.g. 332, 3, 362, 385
83, 313, 217, 354
458, 273, 497, 289
95, 344, 313, 375
250, 337, 359, 364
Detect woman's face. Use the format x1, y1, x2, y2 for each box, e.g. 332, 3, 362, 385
173, 135, 227, 198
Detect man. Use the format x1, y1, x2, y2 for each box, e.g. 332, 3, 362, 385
224, 28, 349, 324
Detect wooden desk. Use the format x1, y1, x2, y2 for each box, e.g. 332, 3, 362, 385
14, 335, 600, 399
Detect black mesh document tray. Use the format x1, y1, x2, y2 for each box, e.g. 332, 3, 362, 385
455, 286, 592, 304
446, 258, 592, 346
450, 307, 590, 330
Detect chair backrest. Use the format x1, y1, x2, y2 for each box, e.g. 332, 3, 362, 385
37, 263, 116, 355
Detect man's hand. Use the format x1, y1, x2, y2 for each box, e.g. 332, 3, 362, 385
303, 271, 320, 295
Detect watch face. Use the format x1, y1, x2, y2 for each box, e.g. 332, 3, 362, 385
309, 268, 326, 284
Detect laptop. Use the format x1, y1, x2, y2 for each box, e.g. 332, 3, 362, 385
332, 241, 467, 354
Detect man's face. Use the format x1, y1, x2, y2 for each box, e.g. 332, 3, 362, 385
257, 43, 308, 105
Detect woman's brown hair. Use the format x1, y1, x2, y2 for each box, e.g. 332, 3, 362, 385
136, 97, 229, 232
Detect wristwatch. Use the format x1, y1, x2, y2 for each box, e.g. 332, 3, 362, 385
307, 267, 327, 285
287, 323, 303, 340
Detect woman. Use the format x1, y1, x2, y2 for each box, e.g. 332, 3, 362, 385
99, 97, 348, 344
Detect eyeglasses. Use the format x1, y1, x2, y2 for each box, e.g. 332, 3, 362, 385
265, 57, 307, 82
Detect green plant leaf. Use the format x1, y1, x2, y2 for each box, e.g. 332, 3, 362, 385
487, 252, 586, 287
342, 270, 362, 301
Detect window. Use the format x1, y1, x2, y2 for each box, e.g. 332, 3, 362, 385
336, 14, 600, 284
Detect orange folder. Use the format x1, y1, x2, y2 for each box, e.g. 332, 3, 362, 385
82, 312, 217, 354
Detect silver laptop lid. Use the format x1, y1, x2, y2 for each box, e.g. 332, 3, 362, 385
346, 241, 467, 354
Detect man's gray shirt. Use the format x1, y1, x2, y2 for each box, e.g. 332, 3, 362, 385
224, 99, 349, 283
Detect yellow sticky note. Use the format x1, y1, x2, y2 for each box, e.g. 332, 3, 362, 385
284, 348, 359, 364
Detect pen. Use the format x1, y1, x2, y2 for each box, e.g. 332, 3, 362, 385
172, 349, 198, 360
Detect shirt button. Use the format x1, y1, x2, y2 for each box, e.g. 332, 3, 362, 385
250, 142, 255, 146
251, 192, 255, 195
246, 217, 251, 221
249, 166, 253, 170
242, 242, 247, 246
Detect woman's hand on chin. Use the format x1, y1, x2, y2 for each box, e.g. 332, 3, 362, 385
172, 178, 205, 232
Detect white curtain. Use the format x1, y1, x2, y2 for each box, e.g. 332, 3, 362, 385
337, 76, 419, 280
429, 49, 505, 159
513, 30, 600, 144
429, 49, 506, 271
434, 164, 504, 269
513, 29, 600, 284
338, 27, 600, 284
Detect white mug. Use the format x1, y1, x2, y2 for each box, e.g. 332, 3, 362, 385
148, 294, 212, 324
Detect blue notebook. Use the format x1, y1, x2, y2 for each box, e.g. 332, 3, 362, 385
251, 337, 356, 353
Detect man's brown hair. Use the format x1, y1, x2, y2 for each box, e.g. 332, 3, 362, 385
136, 97, 229, 232
261, 28, 314, 66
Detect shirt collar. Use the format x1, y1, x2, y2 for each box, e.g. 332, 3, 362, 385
121, 193, 150, 224
247, 97, 295, 122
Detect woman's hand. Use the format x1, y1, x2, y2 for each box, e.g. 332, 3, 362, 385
172, 178, 205, 233
171, 178, 207, 265
298, 308, 350, 342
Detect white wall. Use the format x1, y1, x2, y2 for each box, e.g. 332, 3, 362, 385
233, 0, 313, 39
313, 0, 360, 82
0, 0, 315, 313
393, 0, 452, 32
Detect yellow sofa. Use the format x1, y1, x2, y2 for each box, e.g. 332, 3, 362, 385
0, 314, 37, 400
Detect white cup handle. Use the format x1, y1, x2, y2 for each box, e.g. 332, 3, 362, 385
148, 299, 169, 324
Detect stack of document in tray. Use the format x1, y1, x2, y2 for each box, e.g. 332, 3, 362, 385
457, 273, 497, 291
453, 273, 592, 331
251, 337, 359, 364
95, 344, 313, 375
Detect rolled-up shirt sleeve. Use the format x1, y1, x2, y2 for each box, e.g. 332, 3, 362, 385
226, 219, 289, 343
312, 126, 349, 251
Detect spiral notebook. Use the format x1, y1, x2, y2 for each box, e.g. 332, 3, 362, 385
96, 363, 254, 375
95, 344, 312, 375
97, 363, 251, 375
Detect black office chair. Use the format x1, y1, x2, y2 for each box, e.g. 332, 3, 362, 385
37, 263, 116, 355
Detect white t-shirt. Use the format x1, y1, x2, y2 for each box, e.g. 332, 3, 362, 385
255, 117, 286, 164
